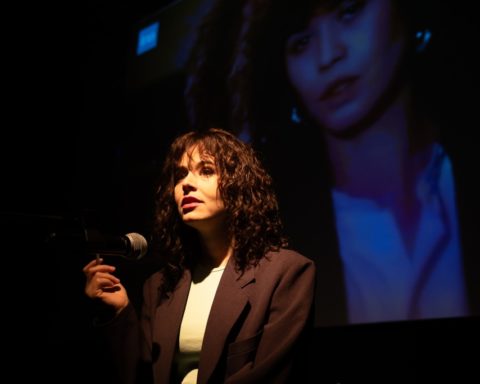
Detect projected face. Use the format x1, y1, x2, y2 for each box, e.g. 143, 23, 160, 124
285, 0, 406, 134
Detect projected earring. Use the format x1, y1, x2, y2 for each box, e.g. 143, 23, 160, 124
291, 106, 303, 124
415, 28, 432, 53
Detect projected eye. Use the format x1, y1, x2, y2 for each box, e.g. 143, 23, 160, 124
287, 33, 312, 55
338, 0, 366, 22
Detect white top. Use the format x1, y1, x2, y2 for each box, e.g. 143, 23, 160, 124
176, 264, 225, 383
332, 144, 468, 324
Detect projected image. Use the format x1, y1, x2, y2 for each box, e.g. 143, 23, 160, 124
183, 0, 480, 327
134, 0, 479, 327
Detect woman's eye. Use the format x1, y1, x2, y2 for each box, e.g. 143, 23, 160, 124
174, 167, 188, 183
200, 167, 215, 176
338, 0, 365, 22
287, 34, 311, 55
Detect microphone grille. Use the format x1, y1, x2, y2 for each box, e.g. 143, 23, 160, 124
125, 232, 148, 260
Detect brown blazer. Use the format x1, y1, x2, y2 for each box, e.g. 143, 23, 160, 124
102, 249, 315, 384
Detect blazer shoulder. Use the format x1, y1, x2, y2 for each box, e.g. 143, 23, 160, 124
263, 248, 315, 270
269, 247, 312, 261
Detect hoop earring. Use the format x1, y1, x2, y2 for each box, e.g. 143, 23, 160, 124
291, 106, 302, 124
415, 28, 432, 53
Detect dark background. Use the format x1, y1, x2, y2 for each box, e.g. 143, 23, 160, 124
5, 1, 478, 382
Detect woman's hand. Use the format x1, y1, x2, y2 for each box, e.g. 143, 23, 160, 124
83, 258, 129, 315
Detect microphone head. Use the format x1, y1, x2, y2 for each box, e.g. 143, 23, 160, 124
125, 232, 148, 260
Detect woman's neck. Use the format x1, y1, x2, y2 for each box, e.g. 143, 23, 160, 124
197, 227, 233, 268
325, 86, 431, 199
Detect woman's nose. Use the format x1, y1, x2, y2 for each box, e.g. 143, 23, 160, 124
182, 183, 196, 194
315, 23, 345, 71
181, 173, 196, 193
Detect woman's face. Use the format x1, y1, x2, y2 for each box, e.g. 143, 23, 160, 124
174, 146, 227, 231
285, 0, 406, 133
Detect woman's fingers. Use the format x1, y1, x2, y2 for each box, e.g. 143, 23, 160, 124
83, 258, 102, 271
94, 272, 121, 287
83, 261, 117, 279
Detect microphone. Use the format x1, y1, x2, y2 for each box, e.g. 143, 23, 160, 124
84, 229, 148, 261
48, 228, 148, 261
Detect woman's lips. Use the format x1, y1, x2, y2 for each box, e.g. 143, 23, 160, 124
182, 205, 199, 214
181, 196, 202, 206
181, 196, 202, 213
319, 76, 358, 109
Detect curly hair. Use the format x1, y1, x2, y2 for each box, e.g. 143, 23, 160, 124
152, 128, 287, 292
185, 0, 438, 144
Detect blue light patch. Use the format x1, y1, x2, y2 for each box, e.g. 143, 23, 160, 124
136, 22, 160, 56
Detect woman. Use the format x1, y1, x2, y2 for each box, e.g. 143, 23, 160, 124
186, 0, 479, 326
83, 128, 315, 383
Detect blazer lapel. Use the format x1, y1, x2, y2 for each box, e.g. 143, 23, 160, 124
153, 269, 191, 384
197, 258, 254, 383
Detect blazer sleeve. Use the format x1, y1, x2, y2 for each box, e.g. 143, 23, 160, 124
227, 252, 315, 383
94, 272, 160, 384
93, 302, 141, 384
